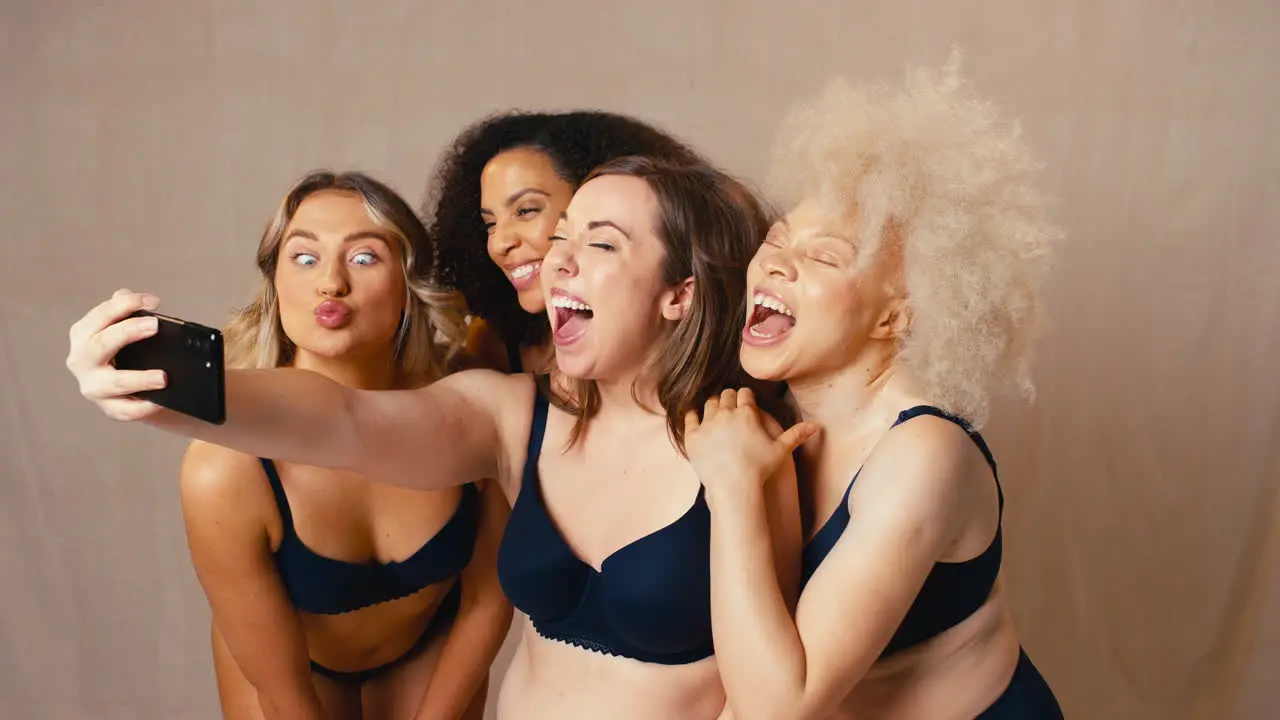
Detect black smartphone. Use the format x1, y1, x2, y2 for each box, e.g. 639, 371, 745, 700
113, 310, 226, 425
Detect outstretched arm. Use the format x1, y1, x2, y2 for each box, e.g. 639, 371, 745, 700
68, 290, 520, 492
690, 395, 972, 720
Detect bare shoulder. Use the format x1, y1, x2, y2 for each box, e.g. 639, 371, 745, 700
433, 367, 536, 419
437, 365, 530, 393
179, 440, 275, 533
850, 413, 980, 532
432, 369, 539, 494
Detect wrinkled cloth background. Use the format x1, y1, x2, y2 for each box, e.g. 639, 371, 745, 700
2, 1, 1277, 718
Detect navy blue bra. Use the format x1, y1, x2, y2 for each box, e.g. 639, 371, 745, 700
496, 391, 715, 664
260, 459, 480, 615
800, 405, 1004, 657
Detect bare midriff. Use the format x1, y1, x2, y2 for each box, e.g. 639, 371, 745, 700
495, 623, 726, 720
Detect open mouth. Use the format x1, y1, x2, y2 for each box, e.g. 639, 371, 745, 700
744, 291, 796, 344
550, 292, 594, 346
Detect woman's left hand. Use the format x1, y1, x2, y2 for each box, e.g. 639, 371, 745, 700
684, 387, 819, 496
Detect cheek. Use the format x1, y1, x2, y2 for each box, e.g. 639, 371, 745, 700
802, 277, 866, 326
361, 269, 407, 317
485, 234, 502, 264
273, 269, 310, 317
595, 262, 668, 327
524, 216, 558, 258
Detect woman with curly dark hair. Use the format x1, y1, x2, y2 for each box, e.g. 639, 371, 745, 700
423, 110, 705, 374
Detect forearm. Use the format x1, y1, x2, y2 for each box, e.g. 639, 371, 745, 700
146, 368, 358, 471
412, 590, 514, 719
256, 680, 327, 720
707, 488, 809, 720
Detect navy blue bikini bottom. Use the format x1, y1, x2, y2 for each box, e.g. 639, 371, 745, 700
977, 647, 1064, 718
309, 580, 461, 684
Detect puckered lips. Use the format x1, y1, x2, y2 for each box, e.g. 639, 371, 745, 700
315, 299, 352, 330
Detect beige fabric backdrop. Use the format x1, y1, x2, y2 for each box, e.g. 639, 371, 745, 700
2, 1, 1277, 718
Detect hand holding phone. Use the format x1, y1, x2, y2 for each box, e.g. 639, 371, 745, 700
112, 310, 227, 424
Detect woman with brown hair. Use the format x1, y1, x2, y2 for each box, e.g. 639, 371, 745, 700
424, 110, 705, 375
66, 157, 801, 719
134, 170, 513, 719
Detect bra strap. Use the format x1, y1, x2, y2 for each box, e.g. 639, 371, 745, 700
522, 384, 551, 483
258, 458, 296, 533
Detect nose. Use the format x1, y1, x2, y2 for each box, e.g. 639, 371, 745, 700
489, 218, 522, 257
317, 259, 350, 297
760, 247, 798, 282
544, 240, 577, 278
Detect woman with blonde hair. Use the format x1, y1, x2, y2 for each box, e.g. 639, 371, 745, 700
685, 55, 1066, 718
143, 170, 511, 719
66, 157, 801, 719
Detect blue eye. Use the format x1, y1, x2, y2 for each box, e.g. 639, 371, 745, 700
292, 252, 318, 266
352, 251, 376, 266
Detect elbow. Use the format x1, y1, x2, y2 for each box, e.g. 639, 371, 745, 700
725, 680, 811, 720
251, 682, 323, 720
730, 700, 799, 720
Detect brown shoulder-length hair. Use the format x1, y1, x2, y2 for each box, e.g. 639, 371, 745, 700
222, 170, 470, 386
542, 156, 774, 454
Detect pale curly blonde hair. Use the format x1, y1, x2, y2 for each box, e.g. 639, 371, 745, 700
769, 51, 1061, 428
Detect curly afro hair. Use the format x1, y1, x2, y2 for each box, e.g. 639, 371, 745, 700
769, 52, 1061, 427
423, 110, 706, 350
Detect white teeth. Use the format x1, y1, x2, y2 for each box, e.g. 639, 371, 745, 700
551, 295, 593, 312
511, 262, 541, 279
753, 292, 793, 317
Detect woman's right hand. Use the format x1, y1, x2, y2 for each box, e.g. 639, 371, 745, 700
66, 288, 169, 421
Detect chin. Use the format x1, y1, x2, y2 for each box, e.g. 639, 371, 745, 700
549, 344, 590, 378
518, 293, 546, 315
740, 346, 795, 383
296, 335, 358, 359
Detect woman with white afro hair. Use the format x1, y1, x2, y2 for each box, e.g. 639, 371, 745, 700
684, 52, 1065, 718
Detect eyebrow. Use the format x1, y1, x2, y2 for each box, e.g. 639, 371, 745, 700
283, 229, 394, 245
479, 187, 550, 215
586, 220, 630, 239
554, 214, 632, 241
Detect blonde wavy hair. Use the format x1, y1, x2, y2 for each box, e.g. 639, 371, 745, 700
222, 170, 470, 386
769, 51, 1061, 427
